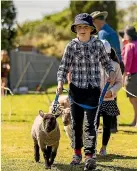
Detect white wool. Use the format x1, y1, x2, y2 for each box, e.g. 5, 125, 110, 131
64, 125, 71, 141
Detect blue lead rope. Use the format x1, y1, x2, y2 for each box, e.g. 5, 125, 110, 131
68, 82, 110, 110
98, 82, 110, 105
52, 82, 110, 112
52, 94, 59, 114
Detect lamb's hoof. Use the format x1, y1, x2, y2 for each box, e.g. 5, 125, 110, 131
35, 160, 40, 163
35, 157, 40, 162
45, 165, 51, 169
35, 159, 40, 162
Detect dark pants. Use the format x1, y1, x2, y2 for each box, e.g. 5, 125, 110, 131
111, 98, 118, 131
111, 116, 117, 130
97, 113, 112, 146
69, 83, 100, 155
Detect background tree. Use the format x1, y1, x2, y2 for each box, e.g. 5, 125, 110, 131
1, 0, 16, 52
117, 2, 137, 30
70, 1, 117, 30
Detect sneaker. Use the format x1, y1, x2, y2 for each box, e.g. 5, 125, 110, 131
70, 154, 82, 165
99, 148, 107, 156
84, 158, 96, 171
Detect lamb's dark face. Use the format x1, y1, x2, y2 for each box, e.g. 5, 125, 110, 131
44, 114, 56, 133
39, 111, 57, 133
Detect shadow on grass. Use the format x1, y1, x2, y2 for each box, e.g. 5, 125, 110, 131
98, 163, 137, 171
119, 123, 132, 127
118, 130, 137, 134
54, 163, 137, 171
1, 119, 29, 122
97, 154, 137, 162
54, 163, 101, 171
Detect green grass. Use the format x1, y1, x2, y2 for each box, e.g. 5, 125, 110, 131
1, 87, 137, 171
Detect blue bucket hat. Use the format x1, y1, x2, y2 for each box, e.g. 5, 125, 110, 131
71, 13, 97, 34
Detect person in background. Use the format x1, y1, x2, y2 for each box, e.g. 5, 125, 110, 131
90, 11, 124, 133
122, 26, 137, 127
119, 30, 129, 47
1, 50, 10, 96
97, 39, 122, 155
57, 13, 115, 171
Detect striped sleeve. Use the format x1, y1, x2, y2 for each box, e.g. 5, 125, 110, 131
57, 43, 73, 83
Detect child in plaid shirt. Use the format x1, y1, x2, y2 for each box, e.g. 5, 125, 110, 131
57, 13, 115, 171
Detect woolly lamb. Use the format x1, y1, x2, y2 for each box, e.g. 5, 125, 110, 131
61, 107, 71, 140
49, 95, 72, 141
31, 110, 60, 169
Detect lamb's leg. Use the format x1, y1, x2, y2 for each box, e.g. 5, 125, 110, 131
47, 146, 52, 159
32, 136, 40, 162
34, 143, 40, 162
64, 125, 72, 141
50, 148, 57, 166
43, 146, 52, 169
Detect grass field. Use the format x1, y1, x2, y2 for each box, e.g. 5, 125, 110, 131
1, 86, 137, 171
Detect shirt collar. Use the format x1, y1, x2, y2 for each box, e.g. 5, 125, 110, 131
73, 36, 96, 45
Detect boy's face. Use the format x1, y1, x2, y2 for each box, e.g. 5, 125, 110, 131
75, 24, 94, 39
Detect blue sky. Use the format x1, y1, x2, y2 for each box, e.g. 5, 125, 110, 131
13, 0, 135, 24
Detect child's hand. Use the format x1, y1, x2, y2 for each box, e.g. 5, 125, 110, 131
107, 71, 115, 85
104, 90, 112, 98
57, 81, 63, 95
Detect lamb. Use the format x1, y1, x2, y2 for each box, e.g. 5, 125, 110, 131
49, 95, 72, 141
60, 107, 71, 140
31, 110, 60, 169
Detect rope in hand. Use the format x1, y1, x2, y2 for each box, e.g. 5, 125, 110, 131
52, 94, 59, 114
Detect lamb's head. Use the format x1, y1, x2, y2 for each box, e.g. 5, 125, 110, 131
39, 110, 59, 133
62, 108, 71, 126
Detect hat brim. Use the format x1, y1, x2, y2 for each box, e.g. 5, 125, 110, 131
71, 22, 97, 34
91, 11, 108, 20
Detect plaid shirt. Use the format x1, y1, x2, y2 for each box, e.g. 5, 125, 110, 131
57, 36, 114, 89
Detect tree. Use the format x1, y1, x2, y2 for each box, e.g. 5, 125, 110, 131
70, 1, 117, 30
1, 1, 16, 51
117, 2, 137, 30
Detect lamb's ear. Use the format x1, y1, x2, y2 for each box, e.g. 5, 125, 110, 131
54, 113, 60, 118
39, 110, 45, 118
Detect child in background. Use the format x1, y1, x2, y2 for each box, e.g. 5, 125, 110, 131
98, 39, 122, 155
1, 50, 10, 96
